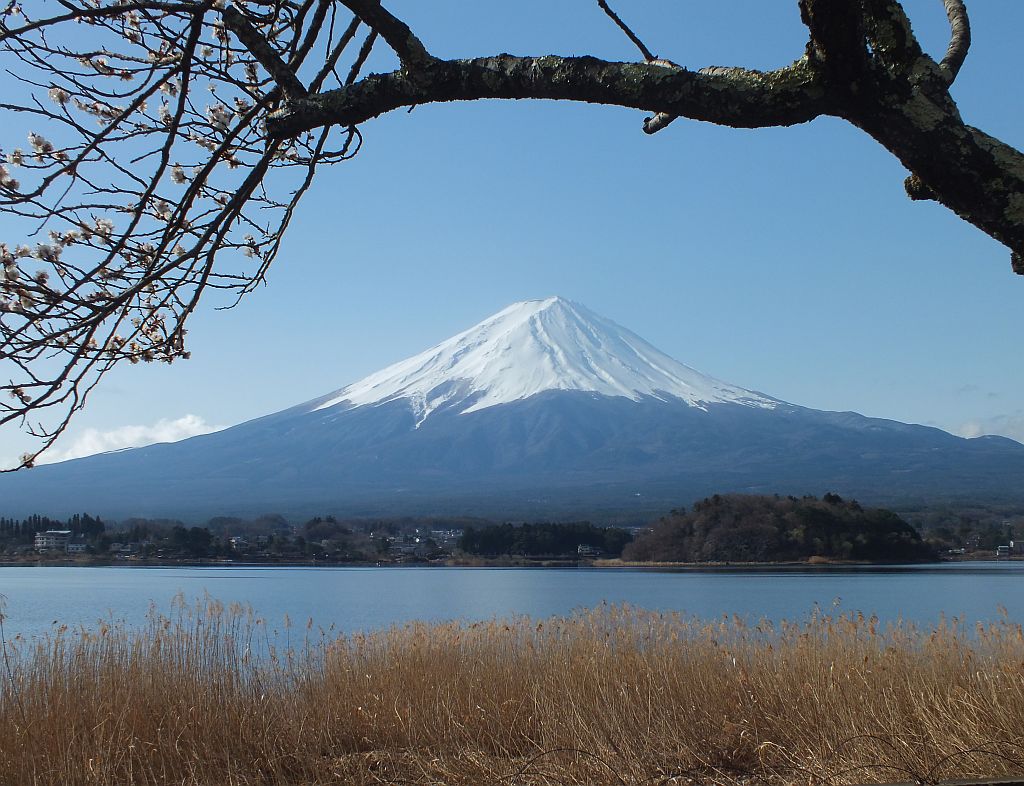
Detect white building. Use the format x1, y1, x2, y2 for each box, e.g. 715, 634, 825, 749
34, 530, 72, 553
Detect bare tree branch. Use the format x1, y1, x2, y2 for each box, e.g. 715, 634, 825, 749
269, 56, 826, 139
592, 0, 682, 136
0, 0, 370, 468
334, 0, 432, 72
595, 0, 655, 63
939, 0, 971, 83
221, 5, 306, 99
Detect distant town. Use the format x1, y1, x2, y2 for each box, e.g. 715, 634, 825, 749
1, 513, 640, 565
4, 494, 1024, 565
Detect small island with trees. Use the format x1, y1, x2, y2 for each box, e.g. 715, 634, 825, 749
624, 493, 936, 564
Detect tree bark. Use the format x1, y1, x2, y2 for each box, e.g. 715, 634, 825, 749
268, 56, 827, 137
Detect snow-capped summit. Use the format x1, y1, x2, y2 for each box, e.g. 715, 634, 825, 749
312, 296, 778, 425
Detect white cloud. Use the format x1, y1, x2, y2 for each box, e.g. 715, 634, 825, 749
955, 412, 1024, 444
39, 414, 222, 464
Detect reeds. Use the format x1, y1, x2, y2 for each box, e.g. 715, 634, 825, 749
2, 597, 1024, 785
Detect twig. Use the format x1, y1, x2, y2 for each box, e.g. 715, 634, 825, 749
222, 5, 308, 99
594, 1, 682, 134
939, 0, 971, 83
596, 0, 655, 62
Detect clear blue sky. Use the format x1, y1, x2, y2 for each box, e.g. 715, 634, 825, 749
3, 0, 1024, 465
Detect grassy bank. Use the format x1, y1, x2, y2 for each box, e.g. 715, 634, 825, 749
2, 601, 1024, 785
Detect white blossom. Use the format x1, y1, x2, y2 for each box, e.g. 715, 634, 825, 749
82, 56, 113, 75
189, 132, 218, 152
94, 217, 115, 239
48, 86, 70, 105
206, 103, 233, 131
32, 243, 60, 262
28, 132, 54, 156
0, 164, 19, 191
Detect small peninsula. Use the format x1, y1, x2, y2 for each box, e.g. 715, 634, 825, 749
624, 493, 936, 564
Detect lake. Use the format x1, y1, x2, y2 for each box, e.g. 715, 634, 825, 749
2, 562, 1023, 641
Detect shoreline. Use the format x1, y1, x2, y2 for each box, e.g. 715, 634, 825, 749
1, 554, 1010, 569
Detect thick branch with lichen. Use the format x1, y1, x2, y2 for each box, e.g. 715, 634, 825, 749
267, 55, 827, 139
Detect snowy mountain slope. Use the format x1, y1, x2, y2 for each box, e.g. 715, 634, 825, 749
311, 297, 778, 425
2, 296, 1024, 521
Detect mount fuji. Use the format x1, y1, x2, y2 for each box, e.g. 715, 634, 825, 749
313, 297, 779, 422
3, 296, 1023, 521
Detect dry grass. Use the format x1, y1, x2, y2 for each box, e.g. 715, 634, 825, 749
2, 598, 1024, 786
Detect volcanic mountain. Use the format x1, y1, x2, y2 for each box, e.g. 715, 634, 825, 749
3, 296, 1023, 520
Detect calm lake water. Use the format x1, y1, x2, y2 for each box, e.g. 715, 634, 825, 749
2, 562, 1024, 641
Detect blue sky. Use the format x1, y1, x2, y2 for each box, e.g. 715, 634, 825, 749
3, 0, 1024, 465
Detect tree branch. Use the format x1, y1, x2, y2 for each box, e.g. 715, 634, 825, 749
860, 0, 926, 76
799, 0, 869, 79
268, 55, 826, 139
222, 5, 307, 99
642, 59, 685, 135
595, 0, 655, 62
939, 0, 970, 84
335, 0, 432, 72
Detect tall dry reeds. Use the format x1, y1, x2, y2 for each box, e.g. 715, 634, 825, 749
1, 597, 1024, 785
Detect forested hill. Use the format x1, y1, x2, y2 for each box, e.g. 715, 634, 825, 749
624, 493, 935, 563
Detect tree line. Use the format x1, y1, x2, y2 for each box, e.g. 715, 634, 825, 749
0, 513, 105, 540
458, 522, 633, 558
